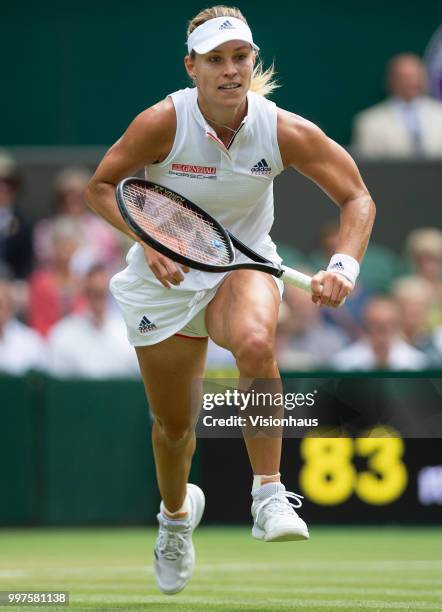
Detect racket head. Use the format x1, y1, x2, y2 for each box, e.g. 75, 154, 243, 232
116, 177, 235, 271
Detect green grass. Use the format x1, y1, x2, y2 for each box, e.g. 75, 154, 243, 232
0, 527, 441, 611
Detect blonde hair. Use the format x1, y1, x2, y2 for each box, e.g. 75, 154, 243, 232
405, 227, 442, 260
392, 275, 434, 303
187, 5, 279, 97
55, 166, 92, 192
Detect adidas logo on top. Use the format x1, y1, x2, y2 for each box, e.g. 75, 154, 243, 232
138, 315, 157, 334
251, 158, 271, 175
330, 261, 344, 271
219, 20, 235, 29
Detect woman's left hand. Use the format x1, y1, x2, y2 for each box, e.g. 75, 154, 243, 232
310, 270, 353, 308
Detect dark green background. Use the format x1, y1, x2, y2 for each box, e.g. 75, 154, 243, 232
2, 1, 440, 146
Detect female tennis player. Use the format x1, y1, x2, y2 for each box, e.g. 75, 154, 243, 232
86, 5, 375, 595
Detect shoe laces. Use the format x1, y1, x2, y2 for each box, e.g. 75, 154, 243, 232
156, 515, 192, 561
254, 490, 304, 525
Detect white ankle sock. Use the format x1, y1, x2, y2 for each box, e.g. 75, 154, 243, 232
162, 496, 190, 519
252, 472, 281, 493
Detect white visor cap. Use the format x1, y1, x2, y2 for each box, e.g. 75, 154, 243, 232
187, 16, 259, 55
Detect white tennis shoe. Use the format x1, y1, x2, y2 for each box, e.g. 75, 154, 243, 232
251, 482, 309, 542
154, 483, 205, 595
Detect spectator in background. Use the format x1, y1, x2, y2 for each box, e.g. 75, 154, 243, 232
28, 218, 86, 337
33, 167, 125, 274
47, 264, 139, 378
405, 228, 442, 328
0, 278, 47, 374
332, 297, 427, 371
392, 276, 442, 367
276, 284, 349, 370
0, 151, 33, 279
352, 53, 442, 158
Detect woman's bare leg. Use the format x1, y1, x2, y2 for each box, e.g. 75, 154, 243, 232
205, 271, 282, 475
135, 335, 208, 512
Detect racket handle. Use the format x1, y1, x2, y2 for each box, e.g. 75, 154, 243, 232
281, 265, 347, 306
280, 265, 312, 292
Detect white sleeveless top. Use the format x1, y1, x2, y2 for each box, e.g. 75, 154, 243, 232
125, 87, 285, 291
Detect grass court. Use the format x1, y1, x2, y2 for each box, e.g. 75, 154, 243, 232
1, 526, 441, 611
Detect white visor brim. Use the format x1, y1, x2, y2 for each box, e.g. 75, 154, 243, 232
187, 16, 259, 55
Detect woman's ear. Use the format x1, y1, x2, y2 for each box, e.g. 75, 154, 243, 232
184, 55, 195, 79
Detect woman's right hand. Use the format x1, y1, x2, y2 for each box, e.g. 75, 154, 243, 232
141, 243, 190, 289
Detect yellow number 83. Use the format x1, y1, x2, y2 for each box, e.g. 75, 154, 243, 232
299, 427, 408, 506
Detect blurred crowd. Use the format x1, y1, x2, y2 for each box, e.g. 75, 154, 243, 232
1, 51, 441, 377
351, 53, 442, 158
276, 223, 441, 372
0, 155, 139, 379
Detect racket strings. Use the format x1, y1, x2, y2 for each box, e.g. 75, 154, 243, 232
123, 184, 231, 265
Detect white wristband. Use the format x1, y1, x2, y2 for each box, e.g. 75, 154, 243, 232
327, 253, 360, 286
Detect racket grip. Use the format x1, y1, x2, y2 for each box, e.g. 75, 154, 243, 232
280, 265, 312, 292
281, 265, 347, 306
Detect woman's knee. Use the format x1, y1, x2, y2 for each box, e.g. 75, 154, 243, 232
153, 417, 195, 448
233, 329, 276, 372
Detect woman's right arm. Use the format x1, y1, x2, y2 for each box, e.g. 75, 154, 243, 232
85, 98, 189, 288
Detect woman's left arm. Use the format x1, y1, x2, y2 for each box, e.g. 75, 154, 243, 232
277, 109, 376, 308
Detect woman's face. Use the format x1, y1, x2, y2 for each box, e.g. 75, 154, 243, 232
58, 187, 87, 216
186, 40, 254, 109
52, 234, 78, 266
413, 251, 441, 282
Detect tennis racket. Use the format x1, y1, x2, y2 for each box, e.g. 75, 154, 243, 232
116, 177, 313, 292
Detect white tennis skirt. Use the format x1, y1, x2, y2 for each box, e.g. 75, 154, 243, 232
110, 266, 283, 347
